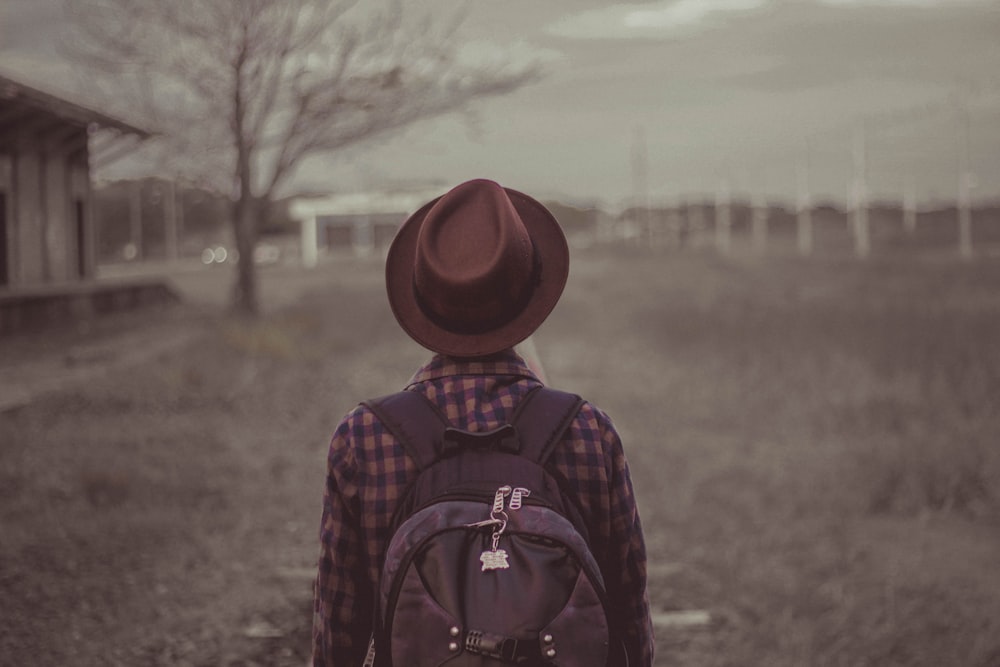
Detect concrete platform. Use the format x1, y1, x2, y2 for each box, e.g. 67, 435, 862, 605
0, 277, 180, 336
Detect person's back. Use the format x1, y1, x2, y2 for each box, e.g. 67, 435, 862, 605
312, 179, 654, 666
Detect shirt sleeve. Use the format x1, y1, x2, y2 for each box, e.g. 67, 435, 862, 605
312, 410, 371, 667
599, 412, 656, 667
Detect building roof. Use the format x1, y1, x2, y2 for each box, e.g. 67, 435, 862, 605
291, 189, 443, 221
0, 71, 149, 137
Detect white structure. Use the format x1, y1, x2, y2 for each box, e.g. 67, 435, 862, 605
290, 188, 442, 268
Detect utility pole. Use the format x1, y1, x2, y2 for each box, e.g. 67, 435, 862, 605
715, 180, 731, 255
129, 179, 143, 261
851, 124, 870, 259
164, 179, 179, 262
957, 103, 974, 260
903, 179, 917, 235
751, 190, 768, 255
667, 200, 683, 248
796, 161, 813, 256
631, 126, 651, 247
958, 172, 974, 259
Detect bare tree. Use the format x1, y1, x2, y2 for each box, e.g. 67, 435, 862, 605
66, 0, 543, 316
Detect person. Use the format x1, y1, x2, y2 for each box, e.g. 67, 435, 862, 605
312, 178, 654, 666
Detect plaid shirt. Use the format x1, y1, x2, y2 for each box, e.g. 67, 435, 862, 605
313, 349, 653, 666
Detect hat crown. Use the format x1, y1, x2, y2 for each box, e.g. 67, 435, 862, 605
413, 180, 537, 334
385, 178, 568, 357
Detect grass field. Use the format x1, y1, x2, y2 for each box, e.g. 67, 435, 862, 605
2, 248, 999, 666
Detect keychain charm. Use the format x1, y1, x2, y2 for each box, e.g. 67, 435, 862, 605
480, 547, 510, 571
473, 485, 534, 571
479, 486, 512, 571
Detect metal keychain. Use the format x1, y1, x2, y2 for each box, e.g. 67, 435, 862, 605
478, 485, 512, 571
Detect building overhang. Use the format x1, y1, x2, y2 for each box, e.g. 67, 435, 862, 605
0, 72, 148, 136
290, 189, 442, 222
0, 71, 150, 159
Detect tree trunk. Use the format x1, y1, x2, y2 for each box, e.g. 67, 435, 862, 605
230, 34, 259, 319
231, 194, 259, 317
231, 128, 259, 317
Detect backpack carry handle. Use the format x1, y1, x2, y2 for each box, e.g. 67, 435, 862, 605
442, 424, 519, 455
364, 386, 583, 470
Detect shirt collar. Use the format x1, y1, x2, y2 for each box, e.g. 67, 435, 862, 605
407, 348, 541, 386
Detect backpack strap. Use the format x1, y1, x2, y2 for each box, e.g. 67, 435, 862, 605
511, 386, 585, 464
363, 390, 449, 471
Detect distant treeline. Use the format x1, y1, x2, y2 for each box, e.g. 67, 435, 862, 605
95, 178, 1000, 262
548, 198, 1000, 255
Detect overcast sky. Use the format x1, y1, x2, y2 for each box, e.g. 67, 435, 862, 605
2, 0, 999, 208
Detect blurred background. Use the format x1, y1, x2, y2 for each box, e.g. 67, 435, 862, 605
1, 1, 999, 665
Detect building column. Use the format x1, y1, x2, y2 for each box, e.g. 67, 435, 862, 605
301, 214, 318, 268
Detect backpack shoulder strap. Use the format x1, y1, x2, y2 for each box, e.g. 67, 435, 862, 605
512, 386, 585, 464
363, 390, 449, 471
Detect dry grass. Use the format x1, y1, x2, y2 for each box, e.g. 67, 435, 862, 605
541, 249, 1000, 666
1, 251, 998, 666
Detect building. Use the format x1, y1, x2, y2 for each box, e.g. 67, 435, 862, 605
0, 72, 166, 334
0, 72, 149, 288
291, 188, 443, 266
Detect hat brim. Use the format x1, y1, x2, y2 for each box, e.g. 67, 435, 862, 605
386, 187, 569, 358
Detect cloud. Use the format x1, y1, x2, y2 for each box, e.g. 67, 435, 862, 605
0, 0, 65, 55
624, 0, 769, 29
0, 56, 74, 91
817, 0, 987, 5
547, 0, 771, 39
547, 0, 994, 40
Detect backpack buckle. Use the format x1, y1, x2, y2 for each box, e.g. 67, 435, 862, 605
465, 631, 521, 662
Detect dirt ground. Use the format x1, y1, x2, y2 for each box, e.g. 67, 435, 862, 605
0, 258, 411, 666
2, 251, 999, 666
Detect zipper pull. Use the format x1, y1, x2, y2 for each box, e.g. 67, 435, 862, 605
492, 485, 512, 514
509, 487, 531, 510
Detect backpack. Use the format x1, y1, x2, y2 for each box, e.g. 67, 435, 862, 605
361, 386, 627, 667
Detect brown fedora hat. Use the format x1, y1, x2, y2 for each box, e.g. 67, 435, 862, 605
386, 179, 569, 357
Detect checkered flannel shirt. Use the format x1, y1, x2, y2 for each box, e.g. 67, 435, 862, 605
313, 349, 653, 666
